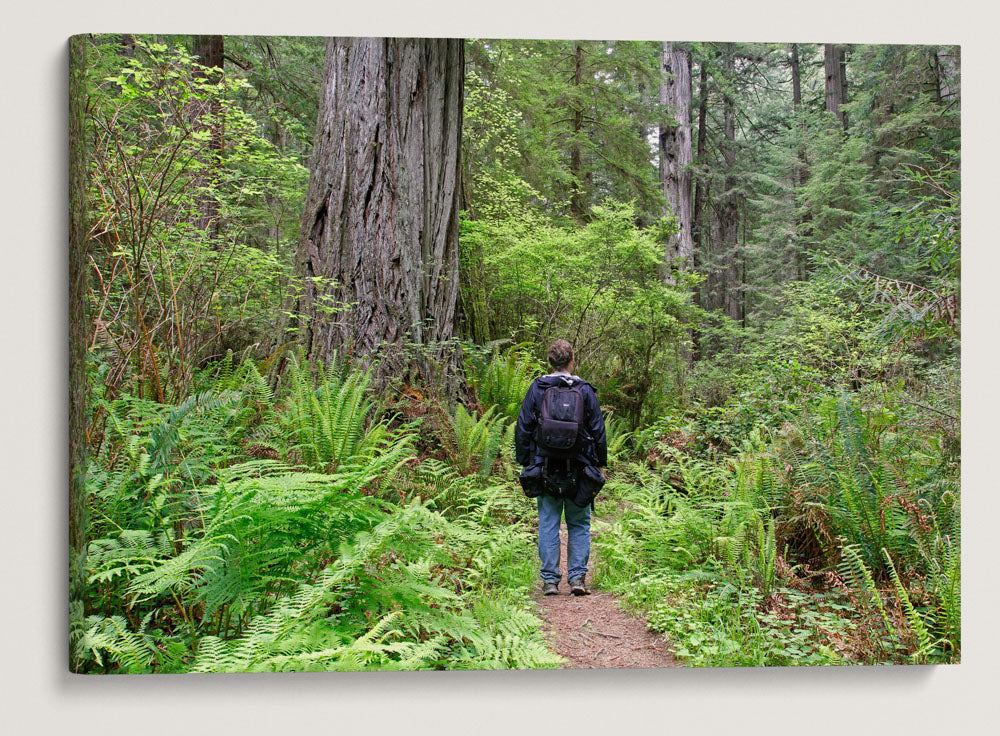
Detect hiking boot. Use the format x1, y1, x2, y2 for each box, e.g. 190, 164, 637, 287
569, 577, 589, 596
542, 582, 559, 596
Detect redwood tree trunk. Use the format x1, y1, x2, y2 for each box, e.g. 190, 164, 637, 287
296, 37, 464, 385
824, 43, 848, 130
790, 43, 808, 188
569, 43, 587, 221
658, 42, 694, 273
691, 59, 709, 361
119, 34, 136, 57
192, 35, 225, 237
791, 43, 802, 109
719, 50, 741, 323
937, 47, 960, 105
790, 43, 810, 279
193, 34, 224, 70
839, 46, 850, 123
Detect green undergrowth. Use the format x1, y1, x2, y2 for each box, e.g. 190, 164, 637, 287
592, 390, 960, 666
593, 468, 859, 666
79, 347, 959, 671
78, 354, 560, 672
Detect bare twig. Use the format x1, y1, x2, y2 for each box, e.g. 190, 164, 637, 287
899, 399, 958, 422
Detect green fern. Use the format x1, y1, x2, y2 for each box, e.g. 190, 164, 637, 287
455, 598, 563, 669
467, 346, 540, 421
80, 613, 157, 673
604, 414, 633, 465
145, 390, 242, 478
882, 548, 934, 663
449, 405, 508, 477
280, 354, 391, 471
838, 544, 897, 655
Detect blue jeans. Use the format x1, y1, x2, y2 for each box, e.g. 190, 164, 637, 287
537, 494, 592, 584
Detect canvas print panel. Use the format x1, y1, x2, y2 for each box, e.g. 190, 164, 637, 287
68, 35, 960, 672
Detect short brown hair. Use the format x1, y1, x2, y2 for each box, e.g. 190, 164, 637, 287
547, 339, 574, 370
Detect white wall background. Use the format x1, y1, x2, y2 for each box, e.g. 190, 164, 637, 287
2, 2, 995, 733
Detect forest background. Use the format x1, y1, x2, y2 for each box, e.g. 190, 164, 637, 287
7, 1, 1000, 732
68, 30, 960, 672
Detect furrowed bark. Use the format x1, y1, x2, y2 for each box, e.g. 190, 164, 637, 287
824, 43, 848, 131
691, 58, 709, 361
296, 37, 464, 388
658, 42, 694, 276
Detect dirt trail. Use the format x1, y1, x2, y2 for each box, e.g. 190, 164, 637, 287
533, 523, 680, 669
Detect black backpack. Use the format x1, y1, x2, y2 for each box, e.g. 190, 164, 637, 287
534, 383, 586, 459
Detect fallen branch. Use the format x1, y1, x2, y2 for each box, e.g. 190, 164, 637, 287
899, 399, 958, 421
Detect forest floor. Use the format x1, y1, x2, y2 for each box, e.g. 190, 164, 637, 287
532, 521, 679, 669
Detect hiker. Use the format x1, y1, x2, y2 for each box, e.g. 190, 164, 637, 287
515, 339, 607, 596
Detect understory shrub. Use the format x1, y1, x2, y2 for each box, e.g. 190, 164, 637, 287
79, 354, 562, 673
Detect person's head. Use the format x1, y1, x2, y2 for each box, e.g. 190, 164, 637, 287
547, 339, 574, 372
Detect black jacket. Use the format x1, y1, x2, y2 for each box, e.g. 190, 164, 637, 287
514, 373, 607, 469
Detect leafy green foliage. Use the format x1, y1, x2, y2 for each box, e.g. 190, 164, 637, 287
84, 35, 308, 403
465, 39, 663, 223
80, 351, 563, 673
594, 377, 959, 665
466, 346, 541, 421
459, 202, 701, 426
448, 405, 508, 477
279, 353, 395, 472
